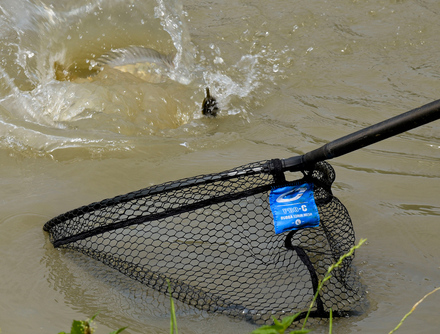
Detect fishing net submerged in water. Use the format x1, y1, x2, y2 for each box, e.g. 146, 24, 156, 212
43, 161, 366, 324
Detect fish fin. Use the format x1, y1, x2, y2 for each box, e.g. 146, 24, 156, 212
202, 87, 219, 117
165, 51, 177, 68
96, 46, 171, 68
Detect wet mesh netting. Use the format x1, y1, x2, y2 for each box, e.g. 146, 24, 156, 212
44, 161, 365, 324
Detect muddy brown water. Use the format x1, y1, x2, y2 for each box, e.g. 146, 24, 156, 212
1, 0, 439, 333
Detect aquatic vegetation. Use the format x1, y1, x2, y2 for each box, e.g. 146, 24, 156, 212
57, 313, 126, 334
251, 313, 311, 334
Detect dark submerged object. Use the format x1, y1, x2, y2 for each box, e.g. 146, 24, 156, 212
202, 87, 219, 117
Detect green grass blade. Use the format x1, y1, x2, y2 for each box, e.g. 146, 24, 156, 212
388, 287, 440, 334
89, 313, 100, 322
108, 327, 128, 334
301, 238, 366, 329
328, 309, 333, 334
167, 279, 178, 334
250, 327, 279, 334
251, 313, 302, 334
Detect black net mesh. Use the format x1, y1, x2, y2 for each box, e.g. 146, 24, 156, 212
43, 161, 366, 324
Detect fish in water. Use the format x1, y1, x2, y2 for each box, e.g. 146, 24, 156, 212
96, 46, 175, 83
54, 46, 175, 83
54, 47, 219, 117
202, 87, 219, 117
95, 46, 175, 83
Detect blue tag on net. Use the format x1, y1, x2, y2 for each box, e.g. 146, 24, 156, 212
269, 182, 320, 234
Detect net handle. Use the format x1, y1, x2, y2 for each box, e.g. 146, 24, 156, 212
282, 99, 440, 171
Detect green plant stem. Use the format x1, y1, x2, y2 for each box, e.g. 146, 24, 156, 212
328, 309, 332, 334
301, 238, 367, 329
167, 280, 178, 334
388, 287, 440, 334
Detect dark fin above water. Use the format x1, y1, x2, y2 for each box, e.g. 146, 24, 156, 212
202, 87, 219, 117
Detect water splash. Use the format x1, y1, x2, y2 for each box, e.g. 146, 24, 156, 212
0, 0, 198, 157
202, 55, 262, 115
0, 0, 288, 158
154, 0, 195, 84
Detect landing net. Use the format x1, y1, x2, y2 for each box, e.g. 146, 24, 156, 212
44, 161, 365, 324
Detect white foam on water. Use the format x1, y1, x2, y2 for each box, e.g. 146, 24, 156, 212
0, 0, 197, 156
154, 0, 195, 85
0, 0, 287, 158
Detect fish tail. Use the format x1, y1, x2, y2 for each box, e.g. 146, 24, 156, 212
165, 51, 177, 68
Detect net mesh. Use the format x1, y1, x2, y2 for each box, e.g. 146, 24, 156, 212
44, 161, 366, 324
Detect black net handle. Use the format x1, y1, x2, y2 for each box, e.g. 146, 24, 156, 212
281, 99, 440, 172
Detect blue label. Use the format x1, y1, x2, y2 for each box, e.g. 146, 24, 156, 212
269, 182, 320, 234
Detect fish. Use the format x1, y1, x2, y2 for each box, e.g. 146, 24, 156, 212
202, 87, 219, 117
54, 46, 175, 83
54, 47, 220, 117
95, 46, 175, 83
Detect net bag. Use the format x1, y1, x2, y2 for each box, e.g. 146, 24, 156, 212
43, 161, 365, 324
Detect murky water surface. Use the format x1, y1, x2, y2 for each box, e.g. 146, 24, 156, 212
1, 0, 439, 333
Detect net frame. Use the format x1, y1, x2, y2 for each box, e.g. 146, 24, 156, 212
44, 161, 366, 324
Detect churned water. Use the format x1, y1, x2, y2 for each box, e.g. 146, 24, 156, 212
1, 0, 439, 333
